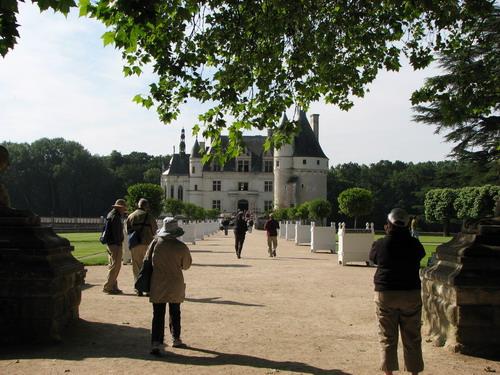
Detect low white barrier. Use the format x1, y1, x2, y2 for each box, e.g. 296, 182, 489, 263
295, 222, 311, 245
194, 222, 204, 241
310, 222, 336, 253
337, 222, 374, 266
285, 221, 295, 241
279, 221, 286, 239
179, 221, 196, 244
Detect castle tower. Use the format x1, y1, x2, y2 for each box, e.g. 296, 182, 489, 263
189, 138, 203, 206
274, 113, 294, 208
274, 111, 329, 208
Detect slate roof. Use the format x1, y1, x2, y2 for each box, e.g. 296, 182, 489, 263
202, 135, 273, 172
292, 111, 328, 159
191, 139, 202, 158
165, 153, 190, 176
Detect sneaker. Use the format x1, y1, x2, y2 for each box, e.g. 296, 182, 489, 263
150, 342, 162, 356
150, 348, 161, 356
172, 338, 185, 348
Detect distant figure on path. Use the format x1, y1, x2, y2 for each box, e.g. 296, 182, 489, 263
149, 219, 192, 356
247, 216, 254, 233
127, 198, 158, 296
369, 208, 425, 375
264, 213, 280, 257
410, 216, 419, 239
122, 213, 132, 265
221, 217, 230, 235
233, 212, 248, 258
103, 199, 127, 294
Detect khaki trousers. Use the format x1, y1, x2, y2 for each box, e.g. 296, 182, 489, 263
131, 244, 148, 282
374, 290, 424, 373
267, 236, 278, 254
103, 244, 122, 292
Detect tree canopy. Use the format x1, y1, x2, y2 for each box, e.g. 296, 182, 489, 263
338, 187, 373, 228
411, 5, 499, 164
2, 1, 494, 162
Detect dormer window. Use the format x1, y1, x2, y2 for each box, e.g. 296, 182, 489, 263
237, 159, 250, 172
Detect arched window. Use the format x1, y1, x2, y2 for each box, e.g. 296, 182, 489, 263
170, 185, 174, 198
178, 185, 184, 201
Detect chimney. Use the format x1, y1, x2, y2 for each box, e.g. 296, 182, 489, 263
310, 114, 319, 140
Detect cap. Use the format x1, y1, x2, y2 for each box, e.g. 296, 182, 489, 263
387, 208, 409, 227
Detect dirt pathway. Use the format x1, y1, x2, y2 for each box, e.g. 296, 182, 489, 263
1, 230, 498, 374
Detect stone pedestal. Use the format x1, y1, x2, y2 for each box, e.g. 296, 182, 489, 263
0, 215, 85, 343
421, 217, 500, 357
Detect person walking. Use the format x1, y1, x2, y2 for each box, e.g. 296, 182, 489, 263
221, 217, 230, 235
264, 213, 280, 257
127, 198, 158, 296
102, 199, 127, 294
149, 219, 192, 356
233, 212, 248, 259
369, 208, 426, 375
247, 215, 254, 233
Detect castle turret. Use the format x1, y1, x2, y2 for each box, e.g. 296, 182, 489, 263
274, 113, 294, 208
189, 137, 203, 206
274, 110, 329, 208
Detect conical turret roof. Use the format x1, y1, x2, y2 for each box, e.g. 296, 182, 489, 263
191, 138, 202, 158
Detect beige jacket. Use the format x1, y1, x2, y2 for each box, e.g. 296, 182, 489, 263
126, 209, 158, 246
149, 237, 192, 304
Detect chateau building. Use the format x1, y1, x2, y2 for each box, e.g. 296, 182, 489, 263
161, 110, 329, 215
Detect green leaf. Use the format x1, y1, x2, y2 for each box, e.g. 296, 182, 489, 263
101, 31, 115, 47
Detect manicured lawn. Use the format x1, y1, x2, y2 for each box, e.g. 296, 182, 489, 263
61, 232, 454, 267
59, 232, 108, 266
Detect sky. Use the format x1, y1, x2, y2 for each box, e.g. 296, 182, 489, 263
0, 3, 452, 166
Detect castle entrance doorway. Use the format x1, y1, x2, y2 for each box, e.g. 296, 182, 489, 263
237, 199, 249, 212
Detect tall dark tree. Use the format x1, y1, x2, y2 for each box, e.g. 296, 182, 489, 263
412, 6, 500, 165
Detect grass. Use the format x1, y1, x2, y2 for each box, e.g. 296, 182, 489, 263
61, 232, 454, 267
59, 232, 109, 266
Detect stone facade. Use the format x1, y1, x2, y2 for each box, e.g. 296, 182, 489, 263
161, 111, 329, 215
421, 216, 500, 357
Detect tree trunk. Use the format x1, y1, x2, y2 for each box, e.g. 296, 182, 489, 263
354, 217, 357, 229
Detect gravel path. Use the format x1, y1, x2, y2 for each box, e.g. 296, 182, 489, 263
1, 229, 498, 374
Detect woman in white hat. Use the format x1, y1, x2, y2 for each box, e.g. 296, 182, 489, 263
148, 218, 192, 356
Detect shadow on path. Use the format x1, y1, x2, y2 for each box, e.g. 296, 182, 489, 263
192, 263, 251, 268
186, 296, 264, 307
0, 320, 350, 374
159, 346, 352, 375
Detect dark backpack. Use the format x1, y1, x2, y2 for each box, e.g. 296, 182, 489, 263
99, 218, 112, 244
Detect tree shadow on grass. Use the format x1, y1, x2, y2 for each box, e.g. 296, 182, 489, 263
0, 320, 351, 374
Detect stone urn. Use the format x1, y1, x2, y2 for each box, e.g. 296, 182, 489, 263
420, 215, 500, 357
0, 213, 86, 343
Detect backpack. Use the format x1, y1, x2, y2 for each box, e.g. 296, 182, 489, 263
99, 218, 112, 244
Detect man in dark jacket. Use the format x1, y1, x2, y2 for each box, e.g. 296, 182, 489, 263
369, 208, 425, 375
264, 213, 280, 257
103, 199, 127, 294
233, 212, 248, 258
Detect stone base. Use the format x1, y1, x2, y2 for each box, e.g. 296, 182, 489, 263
0, 223, 85, 343
421, 218, 500, 358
